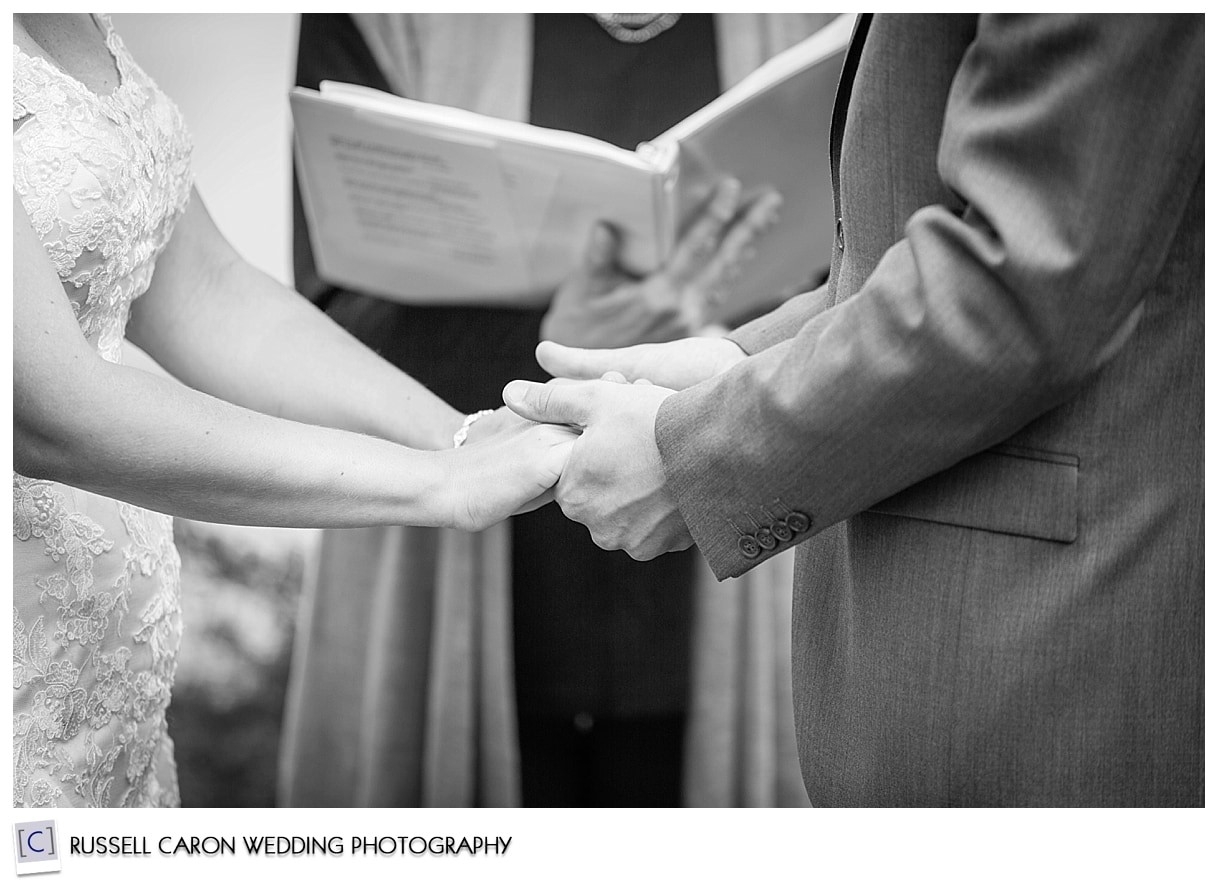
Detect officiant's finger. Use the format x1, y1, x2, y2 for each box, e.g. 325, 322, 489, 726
697, 189, 782, 300
572, 222, 622, 297
721, 189, 782, 265
665, 178, 742, 286
504, 379, 595, 428
537, 340, 642, 380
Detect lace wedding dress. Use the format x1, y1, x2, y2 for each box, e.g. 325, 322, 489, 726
13, 14, 193, 807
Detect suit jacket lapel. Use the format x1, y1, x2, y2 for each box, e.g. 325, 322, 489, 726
830, 12, 872, 218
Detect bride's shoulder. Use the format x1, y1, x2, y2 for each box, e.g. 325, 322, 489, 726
13, 20, 52, 125
13, 17, 40, 60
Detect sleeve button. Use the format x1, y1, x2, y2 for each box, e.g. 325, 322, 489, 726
786, 511, 812, 534
755, 526, 777, 550
738, 534, 762, 558
771, 520, 793, 542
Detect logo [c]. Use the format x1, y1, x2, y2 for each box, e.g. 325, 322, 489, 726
12, 820, 61, 876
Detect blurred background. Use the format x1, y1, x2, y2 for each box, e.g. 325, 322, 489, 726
113, 13, 308, 807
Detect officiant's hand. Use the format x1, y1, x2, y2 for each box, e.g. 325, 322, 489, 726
535, 335, 745, 392
503, 378, 693, 560
540, 178, 781, 348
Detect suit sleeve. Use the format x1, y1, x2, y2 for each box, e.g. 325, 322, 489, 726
656, 14, 1204, 579
726, 280, 831, 354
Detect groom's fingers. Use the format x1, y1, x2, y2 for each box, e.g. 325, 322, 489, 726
537, 340, 640, 380
503, 380, 596, 427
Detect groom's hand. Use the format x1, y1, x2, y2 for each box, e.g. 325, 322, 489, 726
536, 335, 746, 392
503, 378, 694, 560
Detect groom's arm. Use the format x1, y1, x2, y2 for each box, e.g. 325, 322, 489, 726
507, 15, 1203, 577
725, 280, 832, 354
657, 14, 1203, 579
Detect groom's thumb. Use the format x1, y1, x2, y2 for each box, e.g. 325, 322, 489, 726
504, 380, 594, 428
536, 340, 626, 380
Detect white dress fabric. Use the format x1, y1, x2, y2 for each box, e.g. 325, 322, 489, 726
12, 13, 193, 808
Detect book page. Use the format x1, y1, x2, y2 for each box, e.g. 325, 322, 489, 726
646, 17, 853, 325
294, 95, 531, 304
656, 14, 856, 145
293, 87, 668, 306
497, 148, 562, 259
321, 81, 654, 170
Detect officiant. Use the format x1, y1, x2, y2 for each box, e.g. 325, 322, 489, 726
280, 12, 835, 807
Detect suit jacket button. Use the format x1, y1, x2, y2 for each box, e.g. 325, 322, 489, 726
786, 511, 812, 534
755, 526, 777, 550
738, 534, 762, 559
771, 520, 793, 542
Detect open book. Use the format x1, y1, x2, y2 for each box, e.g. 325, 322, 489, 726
291, 13, 854, 324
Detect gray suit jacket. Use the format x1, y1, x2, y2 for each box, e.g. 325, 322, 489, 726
655, 14, 1203, 806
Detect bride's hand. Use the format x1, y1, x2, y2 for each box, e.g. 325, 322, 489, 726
445, 417, 577, 532
459, 405, 533, 447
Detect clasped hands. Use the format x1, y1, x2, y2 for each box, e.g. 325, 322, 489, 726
502, 336, 745, 559
496, 177, 769, 556
457, 177, 768, 546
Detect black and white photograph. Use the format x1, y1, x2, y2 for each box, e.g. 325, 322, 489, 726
8, 9, 1208, 875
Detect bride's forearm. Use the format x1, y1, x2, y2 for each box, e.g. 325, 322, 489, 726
128, 195, 466, 451
191, 264, 466, 450
16, 192, 505, 528
17, 358, 457, 529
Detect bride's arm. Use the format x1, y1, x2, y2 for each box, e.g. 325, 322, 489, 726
14, 198, 572, 530
128, 190, 466, 451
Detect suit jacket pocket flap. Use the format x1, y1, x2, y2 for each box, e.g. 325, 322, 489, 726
866, 445, 1079, 543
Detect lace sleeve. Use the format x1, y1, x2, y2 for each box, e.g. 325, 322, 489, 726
13, 47, 33, 121
12, 47, 59, 124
